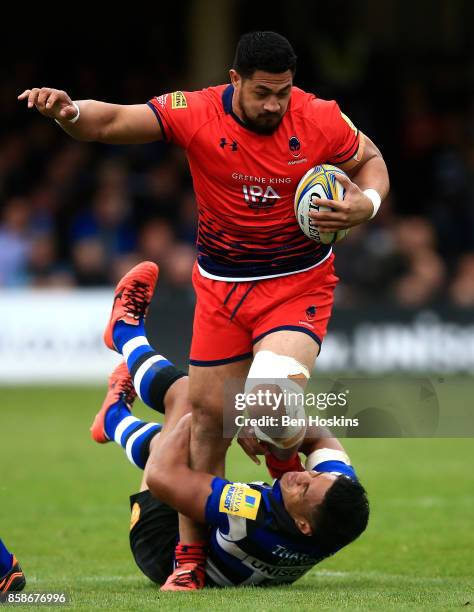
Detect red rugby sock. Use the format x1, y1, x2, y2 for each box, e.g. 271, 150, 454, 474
175, 541, 207, 569
265, 452, 305, 479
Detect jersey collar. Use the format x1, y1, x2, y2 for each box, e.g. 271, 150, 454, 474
272, 479, 284, 506
222, 84, 249, 130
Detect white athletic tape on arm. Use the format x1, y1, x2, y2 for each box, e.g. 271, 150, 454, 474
54, 101, 80, 126
364, 189, 382, 219
305, 448, 351, 471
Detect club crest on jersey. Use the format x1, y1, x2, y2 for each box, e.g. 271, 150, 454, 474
219, 484, 261, 520
306, 305, 317, 322
289, 136, 301, 157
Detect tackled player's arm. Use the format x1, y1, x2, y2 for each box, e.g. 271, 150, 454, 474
298, 424, 357, 478
298, 424, 346, 457
17, 87, 162, 144
145, 414, 214, 524
237, 424, 347, 464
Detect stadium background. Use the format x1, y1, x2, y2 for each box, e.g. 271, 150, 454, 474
2, 1, 473, 609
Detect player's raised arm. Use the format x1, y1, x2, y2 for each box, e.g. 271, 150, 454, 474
17, 88, 163, 144
145, 414, 214, 524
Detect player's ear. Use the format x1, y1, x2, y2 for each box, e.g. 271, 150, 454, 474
295, 517, 313, 536
229, 69, 241, 88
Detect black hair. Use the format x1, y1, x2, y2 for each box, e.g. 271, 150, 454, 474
311, 476, 369, 553
233, 31, 297, 79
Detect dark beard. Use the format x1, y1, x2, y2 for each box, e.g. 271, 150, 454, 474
238, 93, 283, 134
240, 109, 283, 135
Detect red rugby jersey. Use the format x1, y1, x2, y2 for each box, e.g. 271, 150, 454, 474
148, 85, 360, 281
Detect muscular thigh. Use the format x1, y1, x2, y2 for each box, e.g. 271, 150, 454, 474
188, 359, 252, 413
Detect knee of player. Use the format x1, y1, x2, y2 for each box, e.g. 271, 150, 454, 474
145, 466, 165, 498
164, 375, 191, 413
191, 412, 226, 446
247, 350, 310, 384
245, 350, 310, 448
190, 395, 224, 426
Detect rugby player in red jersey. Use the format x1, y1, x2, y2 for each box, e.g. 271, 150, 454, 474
19, 31, 389, 590
89, 267, 369, 590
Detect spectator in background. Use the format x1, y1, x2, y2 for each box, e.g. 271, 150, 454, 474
138, 218, 174, 264
162, 242, 196, 290
449, 253, 474, 307
0, 197, 32, 286
142, 159, 181, 221
26, 231, 74, 287
28, 183, 61, 234
70, 183, 136, 273
332, 194, 403, 305
71, 237, 109, 287
430, 112, 473, 259
44, 143, 90, 191
391, 217, 446, 307
176, 190, 198, 245
0, 135, 28, 199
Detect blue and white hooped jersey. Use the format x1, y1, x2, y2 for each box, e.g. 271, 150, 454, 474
204, 462, 357, 587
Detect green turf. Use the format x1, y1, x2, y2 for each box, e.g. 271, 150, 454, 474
2, 386, 473, 610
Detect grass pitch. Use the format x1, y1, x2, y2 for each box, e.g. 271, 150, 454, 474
2, 386, 473, 610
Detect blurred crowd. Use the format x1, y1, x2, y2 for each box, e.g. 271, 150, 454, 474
0, 136, 198, 293
1, 8, 473, 308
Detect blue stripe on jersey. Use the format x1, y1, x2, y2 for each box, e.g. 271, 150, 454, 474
208, 531, 253, 581
313, 460, 357, 481
147, 101, 169, 142
197, 246, 331, 279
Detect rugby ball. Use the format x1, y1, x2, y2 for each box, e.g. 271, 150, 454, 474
294, 164, 350, 244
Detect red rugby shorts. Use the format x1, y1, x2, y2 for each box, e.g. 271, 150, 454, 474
189, 254, 339, 366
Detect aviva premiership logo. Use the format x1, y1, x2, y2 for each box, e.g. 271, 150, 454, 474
171, 91, 187, 109
219, 484, 261, 520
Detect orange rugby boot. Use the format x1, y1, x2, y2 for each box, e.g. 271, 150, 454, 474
0, 557, 26, 594
160, 563, 205, 592
103, 261, 159, 351
90, 362, 137, 443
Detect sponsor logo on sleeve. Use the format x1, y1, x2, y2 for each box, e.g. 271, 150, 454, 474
219, 484, 261, 520
171, 91, 188, 109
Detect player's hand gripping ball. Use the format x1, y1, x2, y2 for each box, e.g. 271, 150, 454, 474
294, 164, 350, 244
